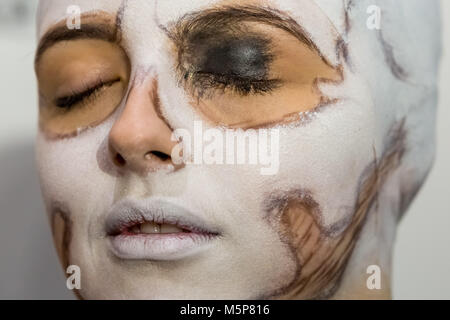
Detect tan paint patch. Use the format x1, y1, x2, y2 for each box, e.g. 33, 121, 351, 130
273, 122, 406, 299
35, 12, 130, 139
51, 210, 84, 300
168, 3, 343, 129
195, 23, 341, 129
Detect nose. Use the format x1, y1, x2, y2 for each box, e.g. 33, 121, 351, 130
109, 77, 179, 174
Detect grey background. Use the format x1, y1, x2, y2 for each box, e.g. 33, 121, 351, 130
0, 1, 448, 299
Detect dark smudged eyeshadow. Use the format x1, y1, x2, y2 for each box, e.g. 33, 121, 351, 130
180, 33, 280, 97
199, 37, 271, 80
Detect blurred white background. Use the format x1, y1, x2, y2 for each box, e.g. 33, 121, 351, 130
0, 1, 448, 299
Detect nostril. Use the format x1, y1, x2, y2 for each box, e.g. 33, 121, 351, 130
114, 153, 126, 167
146, 151, 171, 162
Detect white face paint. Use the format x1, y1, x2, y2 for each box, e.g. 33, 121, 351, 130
35, 0, 441, 299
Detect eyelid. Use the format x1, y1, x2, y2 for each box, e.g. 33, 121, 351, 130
186, 70, 282, 98
54, 78, 121, 108
178, 32, 280, 97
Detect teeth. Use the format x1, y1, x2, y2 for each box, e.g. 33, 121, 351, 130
140, 222, 161, 234
132, 222, 184, 234
160, 224, 183, 234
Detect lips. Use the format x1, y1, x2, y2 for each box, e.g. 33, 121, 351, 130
127, 221, 187, 235
105, 198, 220, 261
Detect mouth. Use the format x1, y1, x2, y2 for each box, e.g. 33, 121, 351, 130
105, 198, 220, 261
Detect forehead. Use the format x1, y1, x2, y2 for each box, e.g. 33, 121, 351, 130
37, 0, 347, 34
37, 0, 121, 36
37, 0, 344, 66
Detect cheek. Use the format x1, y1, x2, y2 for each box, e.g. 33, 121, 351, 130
35, 116, 117, 223
275, 75, 376, 232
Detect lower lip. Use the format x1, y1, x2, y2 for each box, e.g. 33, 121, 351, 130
108, 232, 217, 261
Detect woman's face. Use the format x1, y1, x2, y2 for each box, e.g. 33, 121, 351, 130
35, 0, 406, 299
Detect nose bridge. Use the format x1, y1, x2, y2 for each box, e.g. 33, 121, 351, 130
108, 75, 178, 174
118, 0, 166, 65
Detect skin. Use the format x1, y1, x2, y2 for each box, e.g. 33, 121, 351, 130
38, 38, 130, 137
35, 0, 440, 299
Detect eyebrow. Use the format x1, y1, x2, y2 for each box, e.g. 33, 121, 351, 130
35, 6, 326, 66
35, 12, 120, 66
165, 5, 324, 59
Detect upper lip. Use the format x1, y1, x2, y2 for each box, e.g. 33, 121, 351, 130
105, 198, 220, 236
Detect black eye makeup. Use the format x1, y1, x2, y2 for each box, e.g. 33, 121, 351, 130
178, 31, 282, 98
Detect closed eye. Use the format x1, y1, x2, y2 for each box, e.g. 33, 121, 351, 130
165, 5, 341, 129
186, 70, 281, 97
55, 78, 121, 109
